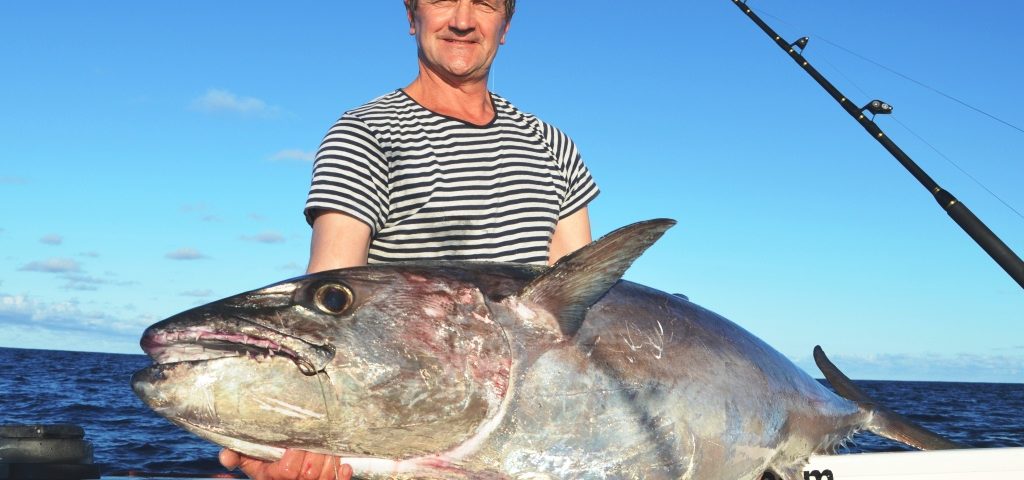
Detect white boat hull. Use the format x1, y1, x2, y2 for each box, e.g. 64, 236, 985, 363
805, 447, 1024, 479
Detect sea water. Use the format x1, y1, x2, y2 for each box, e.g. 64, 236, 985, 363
1, 347, 1021, 476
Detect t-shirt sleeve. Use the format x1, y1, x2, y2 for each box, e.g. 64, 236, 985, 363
543, 123, 600, 218
303, 115, 389, 233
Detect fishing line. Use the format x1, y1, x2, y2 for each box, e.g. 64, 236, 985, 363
317, 370, 334, 422
887, 115, 1024, 222
749, 3, 1024, 222
814, 37, 1024, 136
749, 5, 1024, 136
820, 52, 1024, 223
817, 56, 871, 104
751, 7, 878, 107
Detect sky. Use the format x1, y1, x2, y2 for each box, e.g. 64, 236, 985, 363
1, 0, 1022, 383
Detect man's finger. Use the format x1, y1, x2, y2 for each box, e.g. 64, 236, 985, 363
219, 449, 241, 470
236, 454, 272, 480
267, 448, 307, 480
315, 455, 339, 480
299, 452, 327, 480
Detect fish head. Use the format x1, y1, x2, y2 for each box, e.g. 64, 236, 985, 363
132, 266, 513, 460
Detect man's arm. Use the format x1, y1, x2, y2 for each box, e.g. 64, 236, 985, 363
547, 207, 592, 265
306, 211, 372, 273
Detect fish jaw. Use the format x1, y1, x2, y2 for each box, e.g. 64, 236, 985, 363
139, 317, 335, 376
130, 355, 338, 459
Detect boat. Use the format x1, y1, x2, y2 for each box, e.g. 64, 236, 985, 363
806, 447, 1024, 479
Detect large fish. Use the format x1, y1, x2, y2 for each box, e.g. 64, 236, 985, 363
132, 219, 958, 479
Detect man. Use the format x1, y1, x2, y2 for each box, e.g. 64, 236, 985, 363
221, 1, 598, 478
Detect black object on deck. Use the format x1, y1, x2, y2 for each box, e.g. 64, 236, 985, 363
0, 424, 101, 480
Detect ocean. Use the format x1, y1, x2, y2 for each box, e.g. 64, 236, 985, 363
1, 347, 1021, 476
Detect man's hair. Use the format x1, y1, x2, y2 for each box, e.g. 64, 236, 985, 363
405, 0, 516, 21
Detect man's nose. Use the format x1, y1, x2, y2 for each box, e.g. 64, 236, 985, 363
449, 0, 476, 34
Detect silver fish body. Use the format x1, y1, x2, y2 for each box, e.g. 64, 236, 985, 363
133, 220, 954, 479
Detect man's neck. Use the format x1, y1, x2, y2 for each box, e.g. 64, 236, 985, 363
404, 68, 494, 126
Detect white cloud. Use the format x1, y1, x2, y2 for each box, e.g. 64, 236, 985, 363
278, 261, 304, 272
60, 273, 136, 291
180, 203, 223, 222
201, 214, 223, 222
165, 248, 208, 260
80, 251, 101, 258
19, 258, 81, 273
40, 233, 63, 245
0, 294, 149, 338
190, 89, 276, 116
0, 176, 29, 185
180, 289, 213, 298
793, 350, 1024, 384
180, 202, 211, 213
242, 231, 286, 244
17, 257, 132, 291
0, 323, 141, 354
270, 149, 315, 163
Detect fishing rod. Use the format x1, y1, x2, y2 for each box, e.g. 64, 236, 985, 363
729, 0, 1024, 291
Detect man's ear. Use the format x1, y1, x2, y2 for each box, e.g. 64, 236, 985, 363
406, 1, 416, 35
500, 19, 511, 44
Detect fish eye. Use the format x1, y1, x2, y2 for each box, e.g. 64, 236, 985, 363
313, 283, 354, 315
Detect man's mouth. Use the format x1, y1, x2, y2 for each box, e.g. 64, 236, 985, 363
442, 38, 477, 45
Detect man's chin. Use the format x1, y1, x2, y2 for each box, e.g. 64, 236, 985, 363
425, 62, 490, 85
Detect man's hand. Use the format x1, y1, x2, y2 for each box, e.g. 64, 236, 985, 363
220, 448, 353, 480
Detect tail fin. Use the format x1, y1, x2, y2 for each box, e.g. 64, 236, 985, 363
813, 345, 964, 450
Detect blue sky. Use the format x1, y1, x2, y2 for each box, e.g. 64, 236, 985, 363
1, 1, 1022, 382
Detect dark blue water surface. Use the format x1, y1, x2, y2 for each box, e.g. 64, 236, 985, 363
0, 347, 1021, 476
0, 348, 223, 475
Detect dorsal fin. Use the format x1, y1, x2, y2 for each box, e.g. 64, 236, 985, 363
519, 219, 676, 337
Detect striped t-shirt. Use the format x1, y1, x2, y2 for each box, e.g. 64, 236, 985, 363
304, 90, 599, 265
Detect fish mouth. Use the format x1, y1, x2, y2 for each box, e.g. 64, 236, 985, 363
140, 321, 334, 376
142, 327, 294, 362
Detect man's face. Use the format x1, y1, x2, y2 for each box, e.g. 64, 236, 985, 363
409, 0, 510, 84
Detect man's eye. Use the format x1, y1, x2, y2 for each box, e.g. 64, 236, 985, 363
473, 0, 499, 10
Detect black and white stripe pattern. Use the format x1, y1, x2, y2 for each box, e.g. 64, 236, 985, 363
305, 90, 599, 265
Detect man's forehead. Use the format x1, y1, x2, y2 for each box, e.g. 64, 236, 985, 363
409, 0, 499, 6
405, 0, 516, 15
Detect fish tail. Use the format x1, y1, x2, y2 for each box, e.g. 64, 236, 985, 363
813, 345, 963, 450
